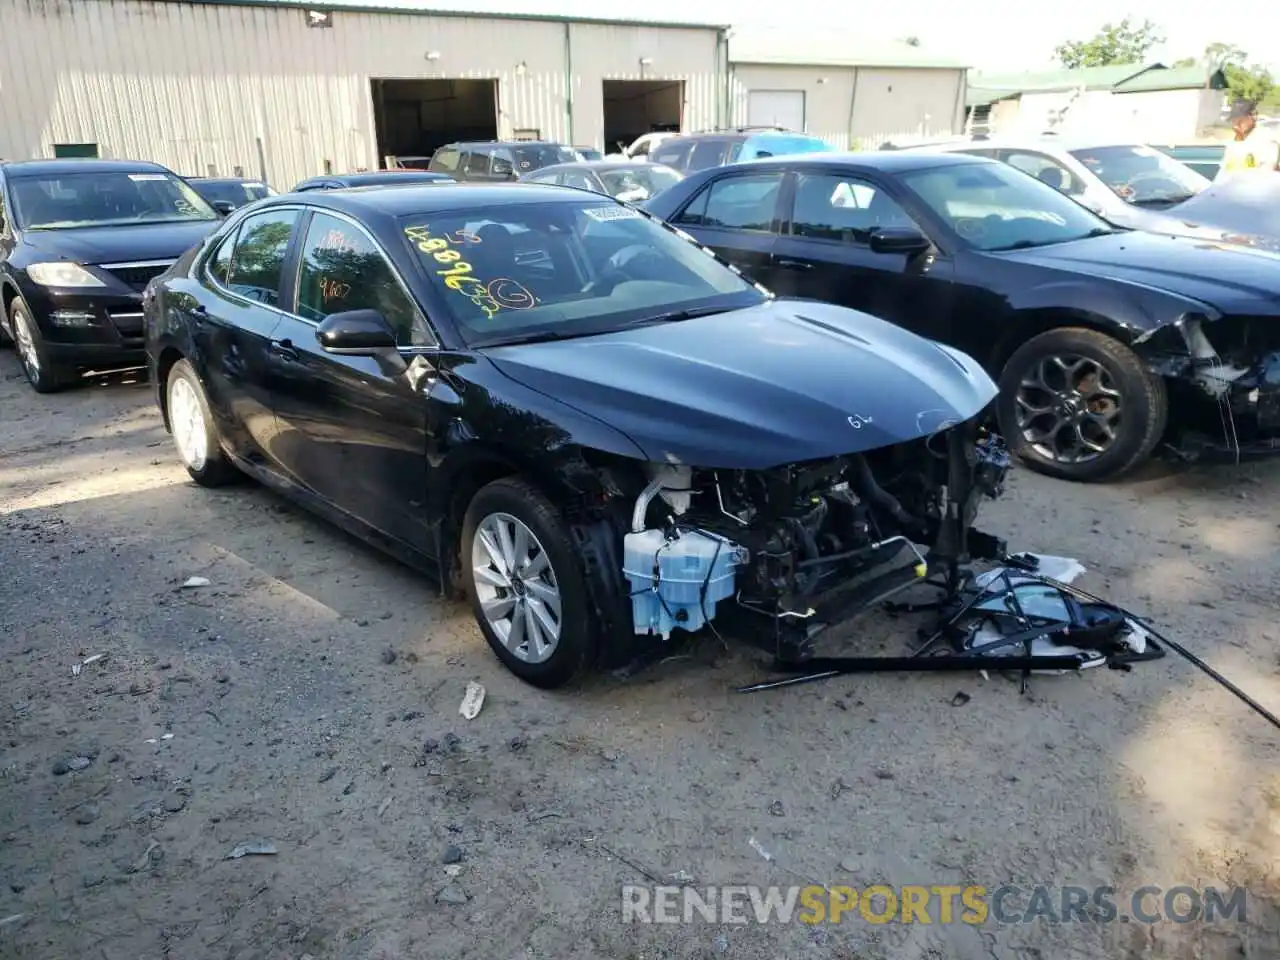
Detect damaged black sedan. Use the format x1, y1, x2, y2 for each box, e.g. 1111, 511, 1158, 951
643, 153, 1280, 481
145, 183, 1007, 687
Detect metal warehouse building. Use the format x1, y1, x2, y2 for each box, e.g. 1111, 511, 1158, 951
727, 27, 968, 149
0, 0, 729, 188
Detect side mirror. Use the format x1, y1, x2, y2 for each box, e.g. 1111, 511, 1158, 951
316, 309, 398, 354
212, 200, 235, 216
870, 227, 931, 256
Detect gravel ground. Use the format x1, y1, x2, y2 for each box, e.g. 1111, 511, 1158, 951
1, 356, 1278, 960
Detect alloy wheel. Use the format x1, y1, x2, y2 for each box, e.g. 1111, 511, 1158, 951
168, 376, 209, 471
470, 511, 562, 664
1015, 354, 1122, 464
13, 309, 39, 381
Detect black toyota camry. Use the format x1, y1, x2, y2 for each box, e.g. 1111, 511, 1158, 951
145, 182, 1009, 687
643, 152, 1280, 481
0, 159, 223, 392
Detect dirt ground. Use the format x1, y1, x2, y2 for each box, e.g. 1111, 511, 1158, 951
1, 354, 1278, 960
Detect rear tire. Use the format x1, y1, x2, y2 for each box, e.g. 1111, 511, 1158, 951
461, 477, 599, 688
996, 326, 1167, 482
166, 359, 240, 487
11, 298, 72, 393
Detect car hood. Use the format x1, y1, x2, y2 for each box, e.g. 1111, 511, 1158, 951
1166, 175, 1280, 250
483, 299, 998, 470
994, 230, 1280, 317
21, 220, 219, 265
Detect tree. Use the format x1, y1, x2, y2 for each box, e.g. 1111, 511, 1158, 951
1225, 62, 1274, 104
902, 36, 921, 47
1203, 42, 1246, 71
1054, 18, 1163, 69
1172, 56, 1197, 68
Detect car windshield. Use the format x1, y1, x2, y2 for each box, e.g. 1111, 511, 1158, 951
399, 200, 765, 346
10, 170, 220, 229
902, 161, 1115, 252
598, 166, 682, 202
196, 180, 274, 206
1070, 145, 1210, 206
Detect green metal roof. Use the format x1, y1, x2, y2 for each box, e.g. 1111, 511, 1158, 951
1113, 66, 1226, 93
968, 63, 1155, 96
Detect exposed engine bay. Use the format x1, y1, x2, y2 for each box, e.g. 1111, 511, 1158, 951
620, 418, 1011, 661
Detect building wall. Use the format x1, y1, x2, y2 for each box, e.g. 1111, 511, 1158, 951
728, 64, 965, 149
0, 0, 720, 188
987, 88, 1224, 141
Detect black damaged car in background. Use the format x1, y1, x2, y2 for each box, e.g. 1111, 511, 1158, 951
145, 183, 1009, 688
643, 152, 1280, 482
0, 159, 224, 392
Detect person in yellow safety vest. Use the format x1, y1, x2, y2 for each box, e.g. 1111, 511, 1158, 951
1216, 98, 1280, 182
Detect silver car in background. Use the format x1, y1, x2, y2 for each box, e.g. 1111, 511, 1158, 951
905, 136, 1280, 251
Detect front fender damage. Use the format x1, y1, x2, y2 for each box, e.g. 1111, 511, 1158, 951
1134, 313, 1280, 459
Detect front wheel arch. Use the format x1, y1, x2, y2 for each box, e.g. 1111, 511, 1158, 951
987, 307, 1139, 378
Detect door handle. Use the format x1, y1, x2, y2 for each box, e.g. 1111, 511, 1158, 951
775, 259, 813, 271
270, 338, 299, 361
190, 303, 208, 324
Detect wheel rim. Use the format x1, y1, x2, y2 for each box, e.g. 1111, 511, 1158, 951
470, 511, 562, 664
1014, 353, 1122, 465
13, 309, 39, 380
168, 376, 208, 471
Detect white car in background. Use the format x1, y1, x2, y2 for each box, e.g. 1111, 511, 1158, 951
901, 136, 1280, 250
604, 131, 675, 161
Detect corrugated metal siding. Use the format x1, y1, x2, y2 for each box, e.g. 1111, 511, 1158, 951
728, 65, 965, 150
0, 0, 720, 187
567, 22, 719, 149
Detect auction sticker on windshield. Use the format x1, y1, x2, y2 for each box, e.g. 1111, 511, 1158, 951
584, 206, 642, 221
403, 224, 537, 319
129, 174, 169, 181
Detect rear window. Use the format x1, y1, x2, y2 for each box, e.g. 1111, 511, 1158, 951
686, 139, 732, 172
651, 140, 694, 170
511, 145, 579, 172
430, 148, 462, 173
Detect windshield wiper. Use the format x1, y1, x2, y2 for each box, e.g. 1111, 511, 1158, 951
1129, 194, 1196, 207
621, 305, 727, 327
988, 228, 1114, 252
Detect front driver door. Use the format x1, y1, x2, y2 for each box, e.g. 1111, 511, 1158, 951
268, 209, 435, 551
194, 207, 302, 462
768, 170, 956, 342
666, 169, 787, 290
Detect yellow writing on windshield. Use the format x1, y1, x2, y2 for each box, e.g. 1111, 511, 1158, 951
404, 224, 537, 319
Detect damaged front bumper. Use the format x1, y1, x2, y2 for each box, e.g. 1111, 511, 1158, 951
1139, 315, 1280, 460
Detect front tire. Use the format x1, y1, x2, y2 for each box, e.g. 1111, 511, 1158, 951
462, 478, 599, 688
166, 359, 240, 487
11, 298, 72, 393
997, 326, 1167, 482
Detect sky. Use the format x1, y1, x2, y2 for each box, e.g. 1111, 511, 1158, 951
369, 0, 1280, 73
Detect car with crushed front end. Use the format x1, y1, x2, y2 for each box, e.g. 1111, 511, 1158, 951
642, 151, 1280, 481
144, 182, 1009, 688
1, 158, 224, 392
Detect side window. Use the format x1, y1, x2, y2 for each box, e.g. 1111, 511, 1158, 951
462, 152, 489, 178
0, 187, 8, 233
490, 149, 515, 179
561, 170, 596, 191
687, 139, 730, 172
206, 225, 241, 285
790, 173, 919, 242
295, 211, 430, 347
224, 209, 298, 305
727, 143, 744, 163
651, 140, 692, 171
675, 172, 784, 231
630, 139, 652, 158
430, 148, 461, 173
999, 151, 1083, 195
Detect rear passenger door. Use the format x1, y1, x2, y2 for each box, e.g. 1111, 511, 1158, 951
667, 169, 786, 288
196, 207, 302, 462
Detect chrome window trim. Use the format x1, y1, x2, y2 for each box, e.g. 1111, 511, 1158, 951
200, 204, 308, 320
100, 259, 177, 270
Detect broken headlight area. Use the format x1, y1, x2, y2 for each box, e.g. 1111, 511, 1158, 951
619, 420, 1011, 663
1140, 315, 1280, 458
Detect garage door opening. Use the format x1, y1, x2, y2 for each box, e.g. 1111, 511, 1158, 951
747, 90, 806, 132
602, 80, 682, 153
372, 78, 497, 168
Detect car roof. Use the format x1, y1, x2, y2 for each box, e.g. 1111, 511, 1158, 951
531, 161, 672, 174
720, 150, 993, 174
910, 136, 1151, 155
442, 141, 568, 150
275, 181, 606, 217
316, 172, 454, 185
1, 158, 171, 176
189, 176, 263, 184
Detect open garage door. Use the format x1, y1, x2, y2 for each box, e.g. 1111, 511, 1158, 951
602, 80, 682, 154
747, 90, 805, 131
372, 78, 497, 169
